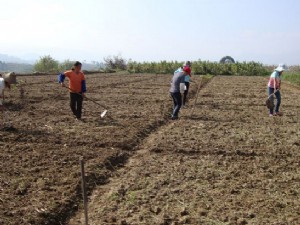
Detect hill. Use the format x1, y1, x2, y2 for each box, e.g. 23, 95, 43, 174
0, 61, 34, 73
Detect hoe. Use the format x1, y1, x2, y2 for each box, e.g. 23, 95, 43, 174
64, 87, 108, 118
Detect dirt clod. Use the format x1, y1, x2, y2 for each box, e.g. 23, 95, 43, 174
199, 210, 208, 217
120, 219, 127, 225
180, 207, 189, 216
237, 218, 248, 225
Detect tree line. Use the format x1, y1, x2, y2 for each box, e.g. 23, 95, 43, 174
31, 55, 272, 76
33, 55, 102, 73
4, 54, 296, 76
127, 60, 270, 76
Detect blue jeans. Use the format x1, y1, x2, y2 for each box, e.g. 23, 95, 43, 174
268, 87, 281, 114
171, 92, 182, 118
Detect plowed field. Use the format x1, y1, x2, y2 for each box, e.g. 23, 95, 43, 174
1, 75, 299, 225
70, 76, 300, 225
1, 73, 204, 225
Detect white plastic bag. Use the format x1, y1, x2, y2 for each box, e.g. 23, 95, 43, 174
180, 83, 186, 93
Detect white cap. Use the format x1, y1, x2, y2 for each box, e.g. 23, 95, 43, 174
275, 64, 288, 72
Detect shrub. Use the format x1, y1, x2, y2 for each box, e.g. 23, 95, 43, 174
104, 55, 127, 71
59, 59, 75, 72
34, 55, 59, 73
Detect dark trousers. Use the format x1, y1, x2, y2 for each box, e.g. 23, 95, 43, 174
268, 87, 281, 114
70, 93, 83, 119
183, 82, 190, 106
171, 92, 182, 118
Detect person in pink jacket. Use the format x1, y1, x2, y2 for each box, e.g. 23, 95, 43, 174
267, 64, 287, 117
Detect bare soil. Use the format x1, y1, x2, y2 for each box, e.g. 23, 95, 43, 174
69, 76, 300, 225
1, 73, 204, 225
1, 75, 299, 225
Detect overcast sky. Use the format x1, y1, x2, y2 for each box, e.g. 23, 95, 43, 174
1, 0, 299, 64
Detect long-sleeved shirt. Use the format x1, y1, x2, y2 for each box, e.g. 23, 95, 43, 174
268, 71, 281, 89
170, 71, 186, 93
174, 67, 192, 82
58, 70, 86, 93
174, 67, 183, 74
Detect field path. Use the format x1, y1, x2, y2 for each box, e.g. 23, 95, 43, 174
69, 76, 300, 225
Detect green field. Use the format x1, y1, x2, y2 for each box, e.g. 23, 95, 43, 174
282, 73, 300, 86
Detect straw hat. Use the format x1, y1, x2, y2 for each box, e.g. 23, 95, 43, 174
2, 72, 18, 84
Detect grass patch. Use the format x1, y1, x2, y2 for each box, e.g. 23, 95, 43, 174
282, 73, 300, 86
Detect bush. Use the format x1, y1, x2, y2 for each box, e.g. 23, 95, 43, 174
288, 66, 300, 73
104, 55, 127, 71
282, 73, 300, 86
34, 55, 59, 73
59, 60, 75, 72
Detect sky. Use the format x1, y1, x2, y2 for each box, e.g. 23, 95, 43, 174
0, 0, 300, 64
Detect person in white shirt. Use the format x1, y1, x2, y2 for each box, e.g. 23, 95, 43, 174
0, 72, 18, 111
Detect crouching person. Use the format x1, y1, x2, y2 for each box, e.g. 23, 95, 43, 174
170, 67, 191, 120
0, 72, 18, 111
58, 61, 86, 120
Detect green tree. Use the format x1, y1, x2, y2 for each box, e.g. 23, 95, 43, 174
59, 59, 75, 72
34, 55, 59, 73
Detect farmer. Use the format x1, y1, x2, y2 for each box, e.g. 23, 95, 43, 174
170, 67, 191, 120
267, 64, 287, 117
183, 61, 192, 106
0, 72, 18, 111
174, 61, 192, 106
58, 61, 86, 120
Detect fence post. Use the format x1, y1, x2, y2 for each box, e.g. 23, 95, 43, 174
80, 159, 89, 225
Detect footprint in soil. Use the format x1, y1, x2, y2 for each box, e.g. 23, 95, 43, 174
0, 126, 18, 132
294, 141, 300, 146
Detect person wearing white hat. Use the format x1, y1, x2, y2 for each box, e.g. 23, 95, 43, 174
267, 64, 287, 117
0, 72, 18, 111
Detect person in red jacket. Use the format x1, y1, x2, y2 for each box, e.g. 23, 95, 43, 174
58, 61, 87, 120
170, 67, 191, 120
